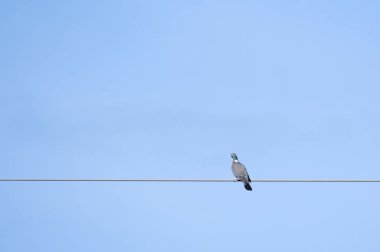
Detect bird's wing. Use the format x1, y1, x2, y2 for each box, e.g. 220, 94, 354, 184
242, 164, 251, 182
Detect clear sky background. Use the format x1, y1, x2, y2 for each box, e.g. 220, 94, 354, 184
1, 0, 380, 251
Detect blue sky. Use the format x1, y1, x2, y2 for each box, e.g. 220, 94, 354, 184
1, 1, 380, 251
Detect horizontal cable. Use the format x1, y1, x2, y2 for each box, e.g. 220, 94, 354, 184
0, 179, 232, 182
0, 179, 380, 183
254, 179, 380, 183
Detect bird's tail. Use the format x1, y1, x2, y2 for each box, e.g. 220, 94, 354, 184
244, 182, 252, 191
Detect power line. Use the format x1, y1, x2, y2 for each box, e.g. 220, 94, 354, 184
253, 179, 380, 183
0, 179, 232, 182
0, 179, 380, 183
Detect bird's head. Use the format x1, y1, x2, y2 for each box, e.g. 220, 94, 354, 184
231, 153, 238, 160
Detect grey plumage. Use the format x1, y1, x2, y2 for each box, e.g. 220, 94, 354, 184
231, 153, 252, 191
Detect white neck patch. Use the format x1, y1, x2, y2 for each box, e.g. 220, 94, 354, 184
233, 159, 239, 163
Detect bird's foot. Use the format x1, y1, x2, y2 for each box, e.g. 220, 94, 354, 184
234, 178, 241, 182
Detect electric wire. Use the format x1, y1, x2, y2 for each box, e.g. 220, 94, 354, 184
0, 179, 380, 183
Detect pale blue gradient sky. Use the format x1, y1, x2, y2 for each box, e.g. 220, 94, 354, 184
1, 1, 380, 251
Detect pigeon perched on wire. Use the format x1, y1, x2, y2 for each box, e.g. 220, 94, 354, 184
231, 153, 252, 191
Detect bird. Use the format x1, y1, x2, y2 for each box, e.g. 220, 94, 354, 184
231, 153, 252, 191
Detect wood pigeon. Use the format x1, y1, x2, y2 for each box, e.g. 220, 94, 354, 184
231, 153, 252, 191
